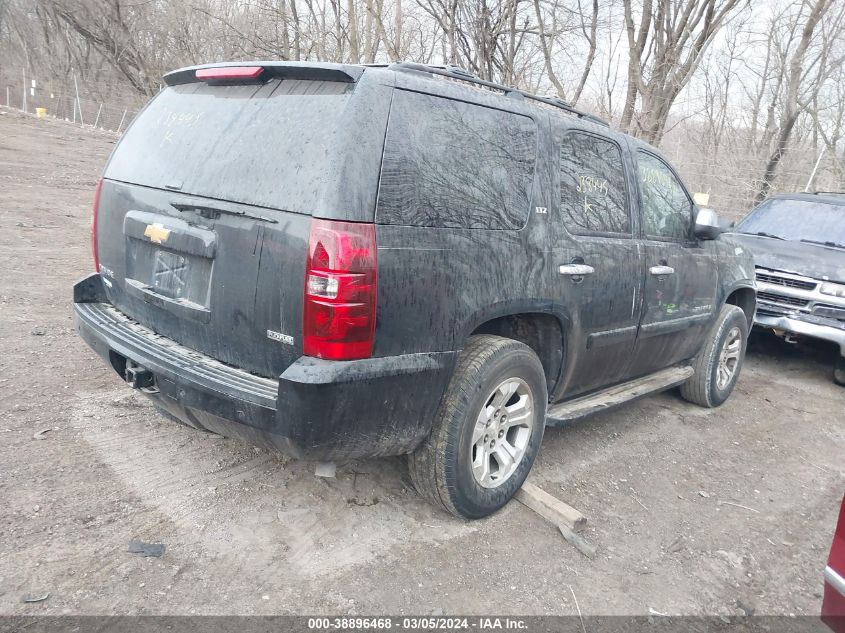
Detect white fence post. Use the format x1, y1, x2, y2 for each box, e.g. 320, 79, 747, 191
117, 109, 128, 134
73, 73, 84, 125
804, 146, 827, 192
94, 103, 103, 128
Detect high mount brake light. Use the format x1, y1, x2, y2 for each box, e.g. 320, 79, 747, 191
195, 67, 264, 82
92, 179, 103, 272
303, 219, 377, 361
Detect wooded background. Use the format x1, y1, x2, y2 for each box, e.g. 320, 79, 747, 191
1, 0, 844, 215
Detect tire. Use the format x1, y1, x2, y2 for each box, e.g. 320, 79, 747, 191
408, 335, 547, 519
834, 356, 845, 387
680, 304, 748, 408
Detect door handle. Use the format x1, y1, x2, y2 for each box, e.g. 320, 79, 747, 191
559, 264, 595, 276
649, 265, 675, 276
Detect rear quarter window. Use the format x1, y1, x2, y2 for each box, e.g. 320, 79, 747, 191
376, 90, 537, 230
559, 132, 630, 236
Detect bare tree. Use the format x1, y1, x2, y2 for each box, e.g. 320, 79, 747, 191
533, 0, 599, 104
621, 0, 748, 144
2, 0, 843, 210
38, 0, 159, 95
755, 0, 844, 202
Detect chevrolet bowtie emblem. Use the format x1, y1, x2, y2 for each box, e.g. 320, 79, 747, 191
144, 223, 171, 245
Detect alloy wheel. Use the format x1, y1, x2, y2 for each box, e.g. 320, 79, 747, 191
471, 378, 534, 489
717, 326, 742, 390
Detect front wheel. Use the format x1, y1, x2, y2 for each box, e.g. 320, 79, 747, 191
680, 304, 749, 407
408, 335, 547, 519
834, 356, 845, 386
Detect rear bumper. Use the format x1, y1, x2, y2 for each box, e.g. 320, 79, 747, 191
755, 313, 845, 356
73, 273, 456, 460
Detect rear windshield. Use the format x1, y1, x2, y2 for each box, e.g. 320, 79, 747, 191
105, 79, 352, 213
376, 90, 537, 230
737, 198, 845, 246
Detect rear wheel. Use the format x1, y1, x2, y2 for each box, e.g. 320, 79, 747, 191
408, 335, 547, 519
680, 304, 748, 407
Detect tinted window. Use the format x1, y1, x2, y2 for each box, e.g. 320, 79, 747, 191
105, 79, 351, 214
637, 152, 693, 240
560, 133, 630, 235
737, 198, 845, 245
377, 91, 536, 229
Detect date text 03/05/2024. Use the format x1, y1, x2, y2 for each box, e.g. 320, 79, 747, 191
306, 617, 529, 630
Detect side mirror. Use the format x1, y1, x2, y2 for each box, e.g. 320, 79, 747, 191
694, 207, 723, 240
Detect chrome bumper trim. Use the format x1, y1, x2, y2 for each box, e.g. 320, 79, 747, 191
756, 313, 845, 355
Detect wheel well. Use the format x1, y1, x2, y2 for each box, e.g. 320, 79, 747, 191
726, 287, 756, 329
470, 313, 563, 397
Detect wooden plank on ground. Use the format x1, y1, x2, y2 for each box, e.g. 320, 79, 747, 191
515, 481, 587, 532
559, 525, 597, 558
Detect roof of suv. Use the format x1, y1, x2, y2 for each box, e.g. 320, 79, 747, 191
163, 60, 610, 128
388, 62, 609, 127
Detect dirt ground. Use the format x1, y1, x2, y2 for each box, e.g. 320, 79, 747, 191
0, 107, 843, 617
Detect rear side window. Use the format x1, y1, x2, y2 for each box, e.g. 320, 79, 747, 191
637, 151, 693, 241
376, 90, 536, 230
105, 80, 351, 214
560, 132, 630, 236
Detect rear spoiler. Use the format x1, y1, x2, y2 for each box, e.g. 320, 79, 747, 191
163, 62, 364, 87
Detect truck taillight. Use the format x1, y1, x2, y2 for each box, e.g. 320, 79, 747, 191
92, 178, 103, 272
303, 218, 377, 360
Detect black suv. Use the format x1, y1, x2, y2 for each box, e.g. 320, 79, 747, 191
73, 62, 756, 518
729, 193, 845, 385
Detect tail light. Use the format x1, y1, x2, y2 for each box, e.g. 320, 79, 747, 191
92, 178, 103, 272
303, 218, 377, 360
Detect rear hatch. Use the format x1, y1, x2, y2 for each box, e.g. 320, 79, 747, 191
96, 64, 387, 378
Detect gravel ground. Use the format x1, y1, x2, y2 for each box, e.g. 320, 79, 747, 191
0, 107, 843, 617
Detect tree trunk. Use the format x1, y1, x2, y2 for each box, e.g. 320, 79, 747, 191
532, 0, 566, 100
347, 0, 360, 62
571, 0, 599, 106
754, 0, 832, 203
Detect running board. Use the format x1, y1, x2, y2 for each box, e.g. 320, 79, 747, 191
546, 365, 694, 424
